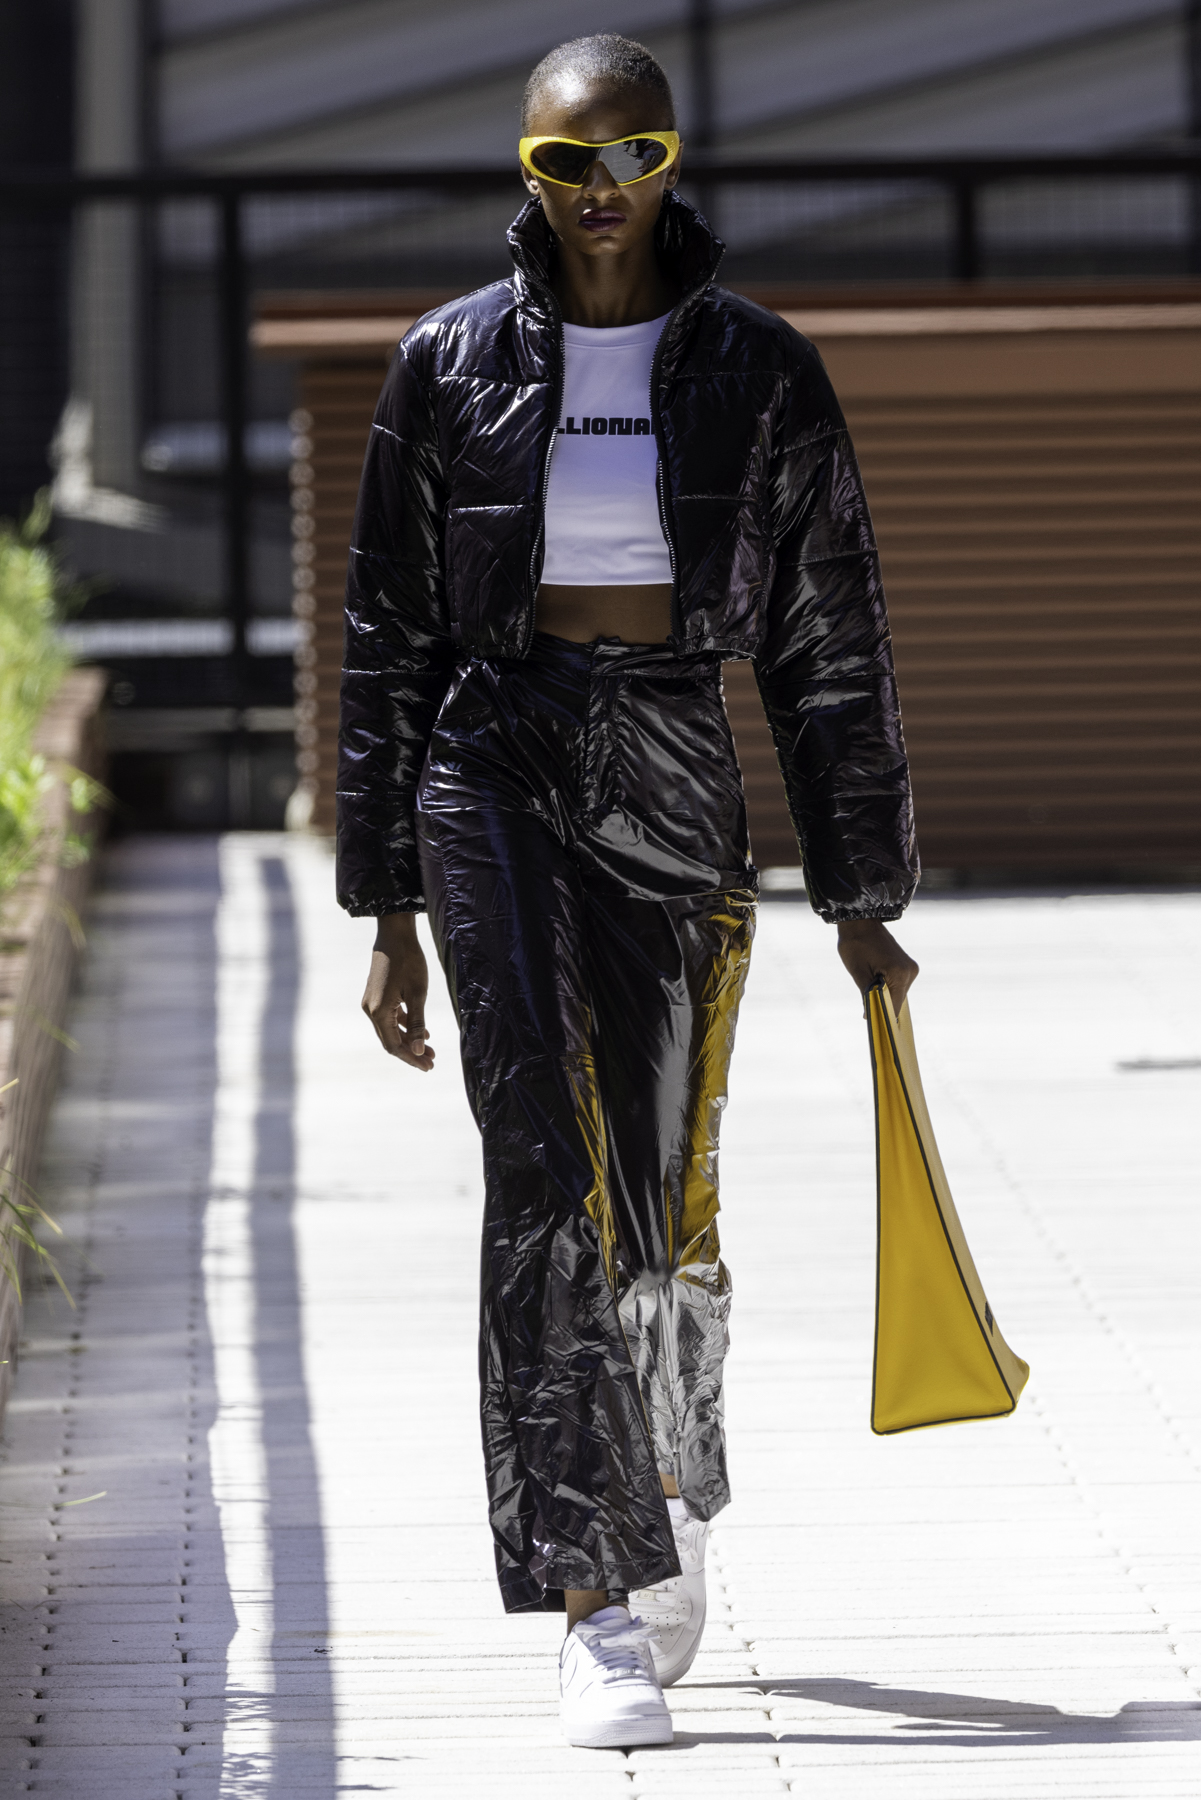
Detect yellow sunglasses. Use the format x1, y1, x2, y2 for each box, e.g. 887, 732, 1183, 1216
519, 131, 681, 188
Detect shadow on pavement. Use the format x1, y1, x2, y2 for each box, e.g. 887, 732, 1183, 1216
251, 853, 337, 1796
680, 1675, 1201, 1747
0, 837, 341, 1792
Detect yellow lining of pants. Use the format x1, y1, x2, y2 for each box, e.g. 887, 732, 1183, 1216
566, 1050, 617, 1288
668, 895, 756, 1270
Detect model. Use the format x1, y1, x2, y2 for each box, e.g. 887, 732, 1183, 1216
337, 33, 919, 1750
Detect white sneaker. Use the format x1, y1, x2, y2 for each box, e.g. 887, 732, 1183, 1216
559, 1605, 673, 1748
629, 1501, 709, 1687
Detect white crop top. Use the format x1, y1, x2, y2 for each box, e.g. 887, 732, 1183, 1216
541, 312, 672, 586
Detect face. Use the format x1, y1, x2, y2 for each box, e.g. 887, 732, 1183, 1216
522, 77, 681, 261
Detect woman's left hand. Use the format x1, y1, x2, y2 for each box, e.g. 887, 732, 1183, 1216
837, 918, 919, 1019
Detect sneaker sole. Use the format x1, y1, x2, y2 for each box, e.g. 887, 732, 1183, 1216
563, 1714, 674, 1749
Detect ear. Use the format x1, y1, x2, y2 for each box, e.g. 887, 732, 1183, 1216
664, 148, 682, 192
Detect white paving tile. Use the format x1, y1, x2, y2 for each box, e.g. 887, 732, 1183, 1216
0, 836, 1198, 1796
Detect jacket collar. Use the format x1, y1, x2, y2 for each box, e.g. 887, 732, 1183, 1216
507, 189, 725, 321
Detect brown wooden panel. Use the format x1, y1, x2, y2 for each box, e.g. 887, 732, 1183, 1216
719, 373, 1201, 878
292, 363, 380, 835
845, 384, 1201, 874
807, 324, 1201, 399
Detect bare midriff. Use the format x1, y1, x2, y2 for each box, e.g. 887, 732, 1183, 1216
536, 582, 673, 646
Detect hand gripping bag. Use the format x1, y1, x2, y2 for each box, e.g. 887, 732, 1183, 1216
867, 981, 1029, 1434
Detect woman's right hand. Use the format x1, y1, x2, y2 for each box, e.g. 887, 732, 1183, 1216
361, 912, 436, 1071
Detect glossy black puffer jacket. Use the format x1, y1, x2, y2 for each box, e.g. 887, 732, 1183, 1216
337, 192, 918, 922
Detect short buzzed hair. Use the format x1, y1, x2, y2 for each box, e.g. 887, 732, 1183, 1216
521, 34, 677, 134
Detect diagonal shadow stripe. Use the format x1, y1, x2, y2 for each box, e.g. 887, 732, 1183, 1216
254, 855, 337, 1795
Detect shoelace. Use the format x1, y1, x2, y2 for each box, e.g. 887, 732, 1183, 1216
575, 1616, 659, 1682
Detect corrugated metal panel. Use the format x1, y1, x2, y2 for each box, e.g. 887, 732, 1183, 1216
286, 301, 1201, 874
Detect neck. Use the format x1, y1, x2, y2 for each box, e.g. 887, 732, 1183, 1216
552, 240, 679, 328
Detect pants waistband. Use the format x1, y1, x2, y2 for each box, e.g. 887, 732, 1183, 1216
478, 631, 723, 683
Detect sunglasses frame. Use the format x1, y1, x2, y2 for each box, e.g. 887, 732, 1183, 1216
518, 131, 682, 188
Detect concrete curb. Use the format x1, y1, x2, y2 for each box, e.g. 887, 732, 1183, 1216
0, 665, 107, 1424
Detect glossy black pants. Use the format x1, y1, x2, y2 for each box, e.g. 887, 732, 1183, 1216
417, 632, 757, 1613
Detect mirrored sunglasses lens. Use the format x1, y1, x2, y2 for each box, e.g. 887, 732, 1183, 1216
530, 142, 595, 184
603, 138, 671, 182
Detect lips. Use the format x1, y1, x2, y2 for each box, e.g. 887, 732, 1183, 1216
580, 208, 627, 233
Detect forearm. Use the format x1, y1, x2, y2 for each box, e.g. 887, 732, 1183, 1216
336, 348, 452, 920
755, 658, 917, 921
762, 356, 917, 921
336, 656, 454, 916
374, 910, 420, 950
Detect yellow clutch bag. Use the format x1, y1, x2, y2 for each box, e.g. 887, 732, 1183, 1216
867, 981, 1029, 1434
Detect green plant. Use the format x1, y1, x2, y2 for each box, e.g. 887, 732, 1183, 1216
0, 493, 101, 909
0, 1083, 72, 1306
0, 495, 98, 1306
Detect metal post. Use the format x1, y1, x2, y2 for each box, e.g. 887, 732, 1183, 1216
688, 0, 715, 151
219, 187, 252, 827
952, 180, 980, 282
688, 0, 716, 227
1187, 0, 1201, 274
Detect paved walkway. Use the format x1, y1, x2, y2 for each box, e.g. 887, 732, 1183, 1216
1, 833, 1198, 1797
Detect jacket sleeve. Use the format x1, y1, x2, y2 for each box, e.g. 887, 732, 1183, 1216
336, 335, 456, 916
754, 341, 918, 922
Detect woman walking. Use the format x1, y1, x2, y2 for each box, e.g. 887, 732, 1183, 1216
338, 34, 918, 1748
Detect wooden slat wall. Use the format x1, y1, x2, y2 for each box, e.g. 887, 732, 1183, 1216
819, 311, 1201, 877
853, 389, 1201, 873
291, 360, 393, 835
288, 306, 1201, 875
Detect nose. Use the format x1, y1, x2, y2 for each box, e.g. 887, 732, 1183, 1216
580, 158, 622, 203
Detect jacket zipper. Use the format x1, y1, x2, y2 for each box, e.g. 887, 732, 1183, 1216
650, 297, 687, 639
525, 292, 565, 654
